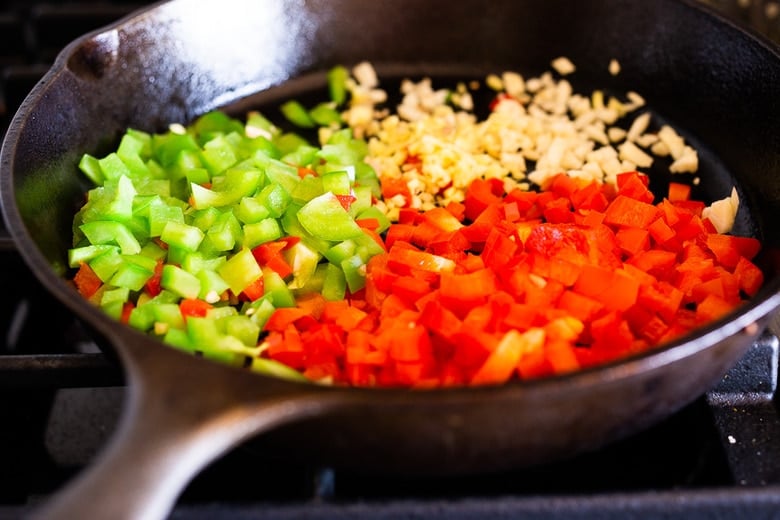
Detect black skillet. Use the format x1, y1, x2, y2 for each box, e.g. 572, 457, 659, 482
2, 0, 780, 518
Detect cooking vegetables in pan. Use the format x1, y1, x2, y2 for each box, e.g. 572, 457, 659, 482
67, 60, 764, 388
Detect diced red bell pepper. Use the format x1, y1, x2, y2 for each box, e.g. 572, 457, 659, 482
440, 268, 497, 305
263, 307, 313, 332
616, 227, 650, 256
705, 234, 761, 268
604, 195, 661, 229
252, 240, 294, 279
616, 171, 654, 204
384, 224, 416, 249
481, 228, 519, 270
73, 262, 103, 299
463, 178, 503, 221
241, 276, 265, 301
648, 217, 676, 245
570, 182, 609, 212
380, 176, 412, 207
120, 301, 135, 324
335, 194, 357, 211
244, 170, 764, 388
470, 329, 526, 385
298, 166, 317, 179
145, 259, 164, 297
418, 299, 462, 340
180, 298, 213, 318
558, 290, 603, 322
266, 326, 305, 369
734, 256, 764, 297
356, 218, 380, 230
668, 182, 691, 202
386, 243, 456, 274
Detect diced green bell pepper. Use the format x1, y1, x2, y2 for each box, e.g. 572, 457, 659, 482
327, 65, 349, 106
160, 221, 204, 252
255, 183, 292, 219
280, 100, 316, 128
309, 103, 342, 127
235, 196, 271, 224
261, 267, 295, 308
243, 218, 282, 249
297, 192, 362, 241
321, 170, 352, 196
341, 254, 367, 293
321, 263, 347, 301
110, 260, 153, 291
197, 269, 230, 302
284, 241, 321, 290
80, 220, 141, 255
68, 244, 119, 268
217, 247, 262, 295
79, 154, 104, 185
98, 153, 133, 182
161, 264, 201, 299
250, 357, 309, 382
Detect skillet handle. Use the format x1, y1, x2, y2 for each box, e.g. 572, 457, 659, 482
29, 336, 332, 520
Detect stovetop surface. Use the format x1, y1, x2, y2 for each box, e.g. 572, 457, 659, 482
1, 1, 779, 519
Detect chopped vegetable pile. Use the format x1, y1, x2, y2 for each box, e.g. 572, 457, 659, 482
69, 60, 765, 388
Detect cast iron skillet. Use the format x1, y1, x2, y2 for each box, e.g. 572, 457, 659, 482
2, 0, 780, 518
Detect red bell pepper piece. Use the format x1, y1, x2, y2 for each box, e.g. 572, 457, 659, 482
252, 241, 293, 279
180, 298, 213, 319
144, 259, 164, 297
380, 176, 412, 207
668, 182, 691, 202
734, 257, 764, 297
241, 276, 265, 301
73, 262, 103, 299
604, 195, 661, 229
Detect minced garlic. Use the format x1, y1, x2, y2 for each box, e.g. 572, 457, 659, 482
339, 59, 702, 216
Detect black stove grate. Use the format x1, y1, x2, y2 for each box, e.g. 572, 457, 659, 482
1, 1, 780, 518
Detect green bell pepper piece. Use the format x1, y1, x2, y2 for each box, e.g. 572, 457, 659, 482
255, 183, 292, 219
217, 247, 262, 295
327, 65, 349, 106
243, 218, 283, 249
161, 264, 201, 299
297, 192, 362, 241
79, 154, 104, 185
110, 260, 153, 291
160, 221, 204, 252
98, 153, 133, 182
206, 210, 242, 252
235, 196, 271, 224
148, 200, 184, 237
341, 254, 367, 293
80, 220, 141, 255
250, 358, 309, 382
246, 296, 276, 329
291, 175, 324, 204
321, 170, 351, 196
262, 267, 295, 308
321, 263, 347, 301
163, 327, 194, 351
68, 244, 119, 268
309, 103, 342, 127
246, 111, 281, 140
88, 247, 123, 282
280, 100, 316, 128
